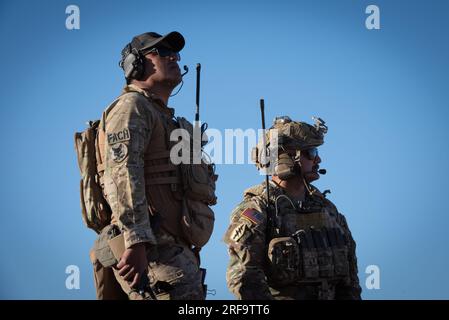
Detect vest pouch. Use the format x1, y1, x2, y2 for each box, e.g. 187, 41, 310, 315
316, 248, 334, 278
325, 227, 350, 277
332, 247, 350, 277
181, 198, 215, 248
267, 237, 300, 285
182, 161, 217, 205
301, 250, 320, 279
310, 228, 334, 278
94, 225, 121, 268
176, 117, 218, 205
295, 230, 320, 279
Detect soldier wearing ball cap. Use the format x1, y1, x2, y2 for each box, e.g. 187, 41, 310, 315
87, 31, 217, 300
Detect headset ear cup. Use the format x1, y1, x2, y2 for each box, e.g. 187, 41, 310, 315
121, 48, 145, 80
132, 50, 145, 80
122, 53, 137, 79
275, 153, 297, 180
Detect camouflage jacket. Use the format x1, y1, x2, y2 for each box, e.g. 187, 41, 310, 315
224, 181, 362, 300
100, 84, 185, 249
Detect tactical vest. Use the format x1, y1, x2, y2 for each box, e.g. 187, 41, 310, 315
247, 184, 351, 292
97, 88, 217, 248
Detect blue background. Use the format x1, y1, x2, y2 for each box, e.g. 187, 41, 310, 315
0, 0, 448, 299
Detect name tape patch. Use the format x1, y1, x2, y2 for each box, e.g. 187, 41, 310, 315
108, 128, 130, 145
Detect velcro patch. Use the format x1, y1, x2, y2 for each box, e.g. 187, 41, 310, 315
241, 208, 263, 225
110, 143, 128, 162
230, 223, 247, 242
107, 128, 130, 145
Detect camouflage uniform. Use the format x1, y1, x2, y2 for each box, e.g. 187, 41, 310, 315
98, 84, 205, 300
82, 31, 216, 300
224, 117, 361, 300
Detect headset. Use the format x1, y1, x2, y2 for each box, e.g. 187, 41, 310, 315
119, 43, 189, 84
253, 142, 326, 181
252, 142, 301, 180
252, 117, 300, 180
273, 150, 302, 180
119, 44, 146, 81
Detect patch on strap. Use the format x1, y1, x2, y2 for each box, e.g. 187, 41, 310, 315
241, 208, 263, 225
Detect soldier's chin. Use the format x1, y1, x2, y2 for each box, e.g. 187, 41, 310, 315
166, 76, 182, 89
304, 171, 319, 182
171, 69, 182, 82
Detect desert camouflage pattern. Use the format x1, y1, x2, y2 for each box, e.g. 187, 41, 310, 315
112, 234, 205, 300
260, 116, 328, 152
97, 84, 205, 299
224, 181, 362, 300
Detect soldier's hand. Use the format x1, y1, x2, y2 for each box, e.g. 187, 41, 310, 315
116, 242, 148, 289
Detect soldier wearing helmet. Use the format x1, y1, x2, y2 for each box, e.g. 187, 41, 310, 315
223, 116, 362, 300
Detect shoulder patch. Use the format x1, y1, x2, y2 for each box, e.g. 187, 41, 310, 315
109, 143, 128, 162
241, 208, 263, 225
230, 223, 248, 242
107, 128, 130, 145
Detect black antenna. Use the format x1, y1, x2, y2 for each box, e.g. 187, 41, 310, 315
260, 99, 270, 205
195, 63, 201, 122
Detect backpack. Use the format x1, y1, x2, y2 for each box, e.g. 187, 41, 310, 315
74, 119, 112, 234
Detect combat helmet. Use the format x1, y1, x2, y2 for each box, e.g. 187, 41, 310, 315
252, 116, 328, 180
270, 116, 327, 150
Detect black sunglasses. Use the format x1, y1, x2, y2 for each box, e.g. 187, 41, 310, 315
302, 147, 318, 160
146, 47, 181, 61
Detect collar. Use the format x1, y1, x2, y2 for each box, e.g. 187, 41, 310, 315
121, 84, 175, 117
267, 181, 324, 211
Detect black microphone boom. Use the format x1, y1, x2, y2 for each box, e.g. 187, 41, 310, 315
181, 65, 189, 77
169, 65, 188, 97
318, 169, 326, 175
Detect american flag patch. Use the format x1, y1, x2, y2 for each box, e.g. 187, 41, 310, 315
241, 208, 263, 225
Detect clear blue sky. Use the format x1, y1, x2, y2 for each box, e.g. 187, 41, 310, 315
1, 0, 448, 299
